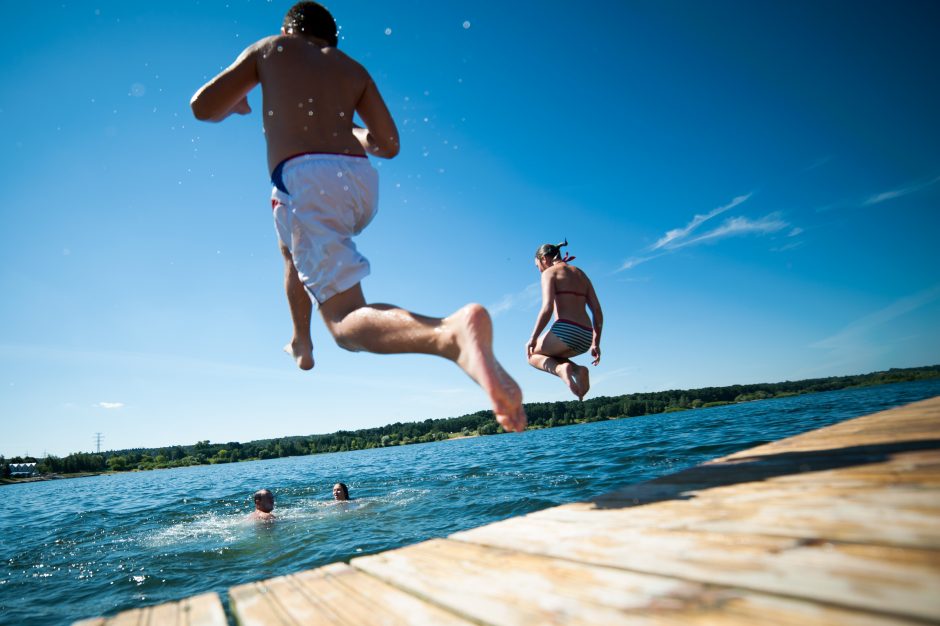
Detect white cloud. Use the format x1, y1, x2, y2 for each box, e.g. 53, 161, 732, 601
804, 156, 833, 171
863, 174, 940, 206
97, 402, 125, 410
670, 214, 789, 250
811, 283, 940, 369
618, 255, 659, 272
618, 194, 797, 272
650, 193, 752, 251
489, 281, 541, 317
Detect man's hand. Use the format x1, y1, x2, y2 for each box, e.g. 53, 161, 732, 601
526, 338, 537, 357
231, 96, 252, 116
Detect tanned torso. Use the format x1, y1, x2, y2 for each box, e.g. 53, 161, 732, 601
255, 34, 368, 172
190, 34, 399, 176
545, 264, 595, 327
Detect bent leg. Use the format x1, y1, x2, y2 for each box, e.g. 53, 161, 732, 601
529, 333, 589, 400
319, 284, 527, 432
281, 244, 314, 371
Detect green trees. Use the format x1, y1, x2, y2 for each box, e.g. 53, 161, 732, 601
11, 365, 937, 479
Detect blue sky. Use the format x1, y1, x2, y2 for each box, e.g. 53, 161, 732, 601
2, 1, 938, 457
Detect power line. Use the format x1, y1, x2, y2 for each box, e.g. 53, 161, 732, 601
94, 432, 103, 454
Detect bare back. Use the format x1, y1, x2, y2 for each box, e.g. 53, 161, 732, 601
256, 35, 368, 172
545, 264, 596, 327
191, 33, 399, 175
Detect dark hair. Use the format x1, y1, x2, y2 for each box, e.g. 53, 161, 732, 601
334, 482, 349, 499
535, 239, 568, 261
253, 489, 274, 511
283, 1, 338, 47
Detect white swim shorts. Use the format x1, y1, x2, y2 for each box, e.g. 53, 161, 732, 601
271, 153, 379, 304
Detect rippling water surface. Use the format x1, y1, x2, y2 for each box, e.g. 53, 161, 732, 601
2, 380, 938, 624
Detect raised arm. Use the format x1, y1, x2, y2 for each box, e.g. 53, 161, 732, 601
526, 273, 556, 356
353, 76, 400, 158
190, 40, 266, 122
585, 278, 603, 365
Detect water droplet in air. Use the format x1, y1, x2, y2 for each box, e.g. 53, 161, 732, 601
384, 27, 392, 35
277, 45, 283, 52
462, 21, 471, 29
343, 185, 349, 191
308, 110, 314, 116
308, 98, 313, 103
337, 172, 343, 177
339, 112, 345, 117
268, 110, 274, 116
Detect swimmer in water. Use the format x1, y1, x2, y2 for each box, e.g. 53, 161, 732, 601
526, 240, 603, 400
332, 482, 349, 501
247, 489, 276, 521
190, 1, 526, 433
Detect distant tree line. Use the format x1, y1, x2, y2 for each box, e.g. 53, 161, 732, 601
2, 365, 937, 478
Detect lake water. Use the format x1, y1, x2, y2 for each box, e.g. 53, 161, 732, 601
2, 379, 939, 624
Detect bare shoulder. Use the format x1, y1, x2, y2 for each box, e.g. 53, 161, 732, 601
331, 48, 371, 78
243, 34, 281, 59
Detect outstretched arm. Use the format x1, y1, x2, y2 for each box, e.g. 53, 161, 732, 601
354, 76, 400, 158
526, 274, 555, 356
585, 279, 603, 365
190, 40, 265, 122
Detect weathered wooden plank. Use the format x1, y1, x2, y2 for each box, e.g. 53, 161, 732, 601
71, 593, 225, 626
181, 593, 228, 626
719, 397, 940, 459
229, 562, 473, 626
451, 515, 940, 622
596, 445, 940, 508
352, 538, 923, 625
565, 479, 940, 548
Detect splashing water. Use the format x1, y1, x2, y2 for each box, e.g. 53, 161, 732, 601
3, 381, 939, 626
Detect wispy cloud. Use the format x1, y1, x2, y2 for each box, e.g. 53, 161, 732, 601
666, 214, 789, 250
619, 193, 795, 272
863, 174, 940, 206
650, 193, 752, 251
811, 283, 940, 369
489, 281, 541, 317
618, 253, 664, 272
97, 401, 124, 410
804, 156, 833, 171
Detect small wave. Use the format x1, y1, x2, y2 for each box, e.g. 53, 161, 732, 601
142, 512, 250, 548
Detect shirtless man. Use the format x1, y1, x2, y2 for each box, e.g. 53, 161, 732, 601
191, 2, 526, 432
248, 489, 276, 521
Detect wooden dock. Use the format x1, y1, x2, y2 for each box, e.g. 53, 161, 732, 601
75, 396, 940, 625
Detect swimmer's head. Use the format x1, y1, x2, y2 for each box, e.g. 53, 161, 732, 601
283, 2, 338, 47
535, 239, 569, 269
332, 482, 349, 501
253, 489, 275, 513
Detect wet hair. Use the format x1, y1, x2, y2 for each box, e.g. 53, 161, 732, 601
334, 482, 349, 500
254, 489, 274, 511
535, 239, 569, 261
283, 1, 338, 46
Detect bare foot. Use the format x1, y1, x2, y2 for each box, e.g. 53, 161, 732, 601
576, 364, 590, 400
283, 339, 314, 371
558, 362, 581, 399
448, 304, 527, 432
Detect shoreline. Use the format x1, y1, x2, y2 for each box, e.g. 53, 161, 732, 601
0, 471, 110, 486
